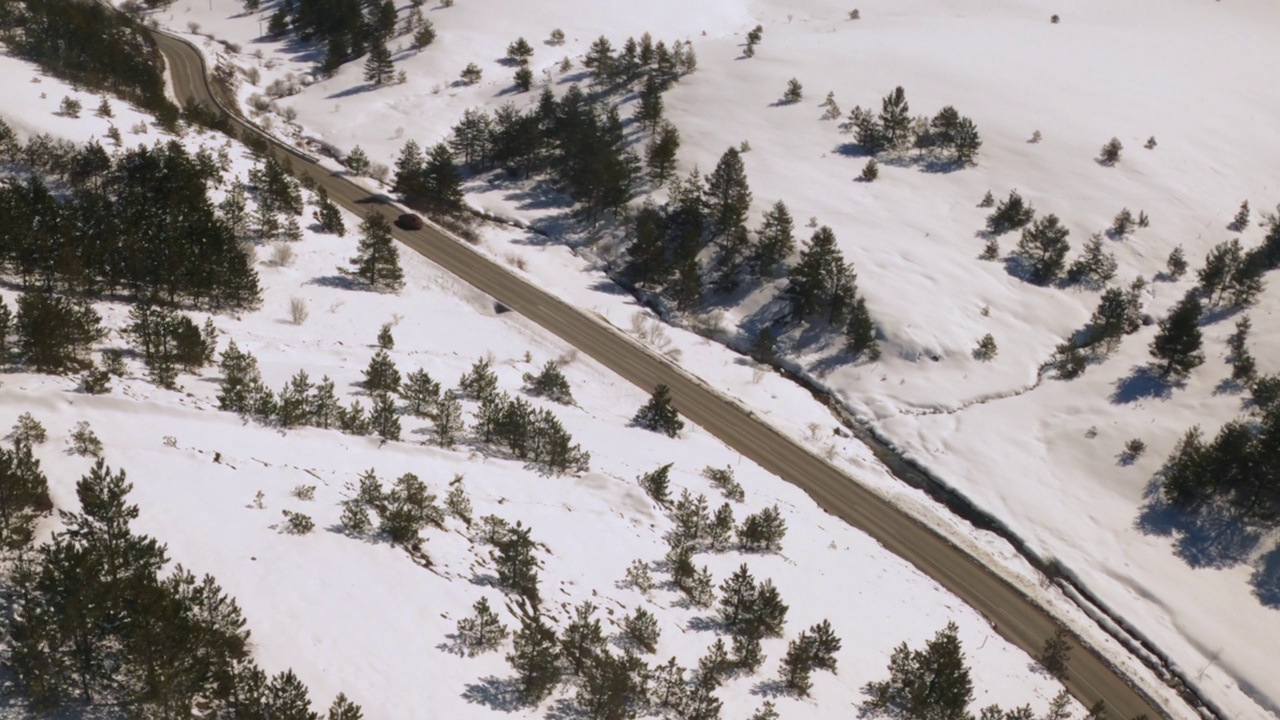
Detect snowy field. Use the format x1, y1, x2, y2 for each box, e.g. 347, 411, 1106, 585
0, 54, 1104, 719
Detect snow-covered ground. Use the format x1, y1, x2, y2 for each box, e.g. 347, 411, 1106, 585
0, 53, 1105, 719
126, 0, 1280, 717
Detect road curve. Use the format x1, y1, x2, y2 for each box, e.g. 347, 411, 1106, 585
147, 25, 1165, 720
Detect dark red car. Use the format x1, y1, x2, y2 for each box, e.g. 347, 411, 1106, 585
396, 213, 424, 231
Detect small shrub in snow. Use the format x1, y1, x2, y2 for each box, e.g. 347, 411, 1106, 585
440, 0, 452, 6
974, 334, 998, 361
268, 242, 295, 267
1166, 245, 1189, 279
253, 490, 266, 509
1122, 438, 1147, 464
291, 484, 316, 501
1111, 207, 1136, 238
58, 96, 81, 118
978, 190, 995, 208
986, 190, 1036, 235
80, 364, 112, 395
522, 360, 574, 404
69, 421, 103, 458
781, 78, 803, 104
622, 606, 660, 653
1231, 200, 1251, 231
702, 465, 745, 502
289, 297, 308, 325
1050, 14, 1060, 23
460, 62, 483, 85
623, 559, 655, 594
633, 384, 684, 437
282, 509, 315, 534
847, 9, 862, 19
751, 701, 781, 720
162, 435, 178, 449
96, 97, 113, 118
10, 413, 48, 445
377, 322, 395, 350
860, 158, 879, 182
739, 505, 787, 553
979, 237, 1000, 261
1029, 129, 1042, 143
1099, 137, 1123, 165
548, 28, 565, 46
1144, 135, 1158, 149
1137, 210, 1150, 228
445, 482, 473, 527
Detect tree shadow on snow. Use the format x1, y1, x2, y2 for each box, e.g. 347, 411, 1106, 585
460, 676, 525, 713
1250, 546, 1280, 608
1110, 365, 1179, 404
1136, 495, 1264, 570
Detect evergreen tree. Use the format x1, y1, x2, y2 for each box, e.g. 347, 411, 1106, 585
738, 505, 786, 553
705, 147, 752, 241
327, 693, 365, 720
266, 669, 318, 720
460, 62, 483, 85
1149, 291, 1204, 378
750, 201, 795, 278
345, 213, 404, 291
400, 369, 440, 417
507, 607, 561, 703
1099, 137, 1123, 165
521, 360, 574, 403
986, 190, 1036, 235
345, 146, 371, 175
369, 392, 401, 441
14, 293, 103, 374
622, 606, 660, 653
0, 441, 52, 549
455, 597, 509, 654
1231, 200, 1251, 231
1014, 214, 1071, 285
392, 140, 426, 202
670, 255, 704, 312
309, 376, 342, 429
459, 358, 499, 399
313, 184, 348, 235
217, 340, 268, 415
698, 638, 734, 687
1087, 287, 1141, 350
952, 117, 982, 165
376, 323, 395, 350
1066, 234, 1117, 287
561, 601, 608, 676
492, 522, 541, 606
878, 86, 912, 150
846, 297, 880, 361
718, 564, 758, 634
860, 158, 880, 182
506, 37, 535, 64
645, 121, 681, 186
786, 226, 858, 322
864, 622, 974, 720
434, 394, 465, 448
277, 370, 315, 428
779, 636, 815, 696
1037, 628, 1071, 681
423, 143, 464, 214
639, 463, 673, 506
363, 39, 395, 86
363, 349, 401, 394
633, 384, 685, 437
782, 78, 803, 104
635, 75, 665, 131
413, 19, 436, 48
513, 65, 533, 92
1166, 245, 1188, 279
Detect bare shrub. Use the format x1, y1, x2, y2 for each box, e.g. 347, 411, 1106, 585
289, 297, 309, 325
187, 21, 201, 33
368, 163, 390, 183
242, 66, 261, 85
268, 242, 296, 267
504, 253, 527, 271
247, 93, 271, 113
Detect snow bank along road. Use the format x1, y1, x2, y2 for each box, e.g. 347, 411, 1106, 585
144, 24, 1166, 720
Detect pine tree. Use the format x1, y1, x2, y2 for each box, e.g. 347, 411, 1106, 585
346, 213, 404, 291
779, 635, 815, 696
1038, 628, 1072, 681
1166, 245, 1188, 279
456, 597, 509, 654
363, 39, 395, 86
423, 143, 464, 214
1014, 214, 1071, 285
493, 522, 541, 606
622, 606, 660, 653
671, 255, 704, 312
718, 564, 758, 634
786, 226, 858, 322
1066, 234, 1117, 287
277, 370, 315, 428
952, 117, 982, 165
860, 158, 879, 182
363, 349, 401, 394
327, 693, 364, 720
460, 62, 483, 85
633, 384, 685, 437
370, 392, 401, 441
0, 441, 52, 549
846, 297, 880, 360
414, 19, 436, 48
560, 601, 607, 676
645, 121, 681, 186
392, 140, 426, 201
521, 360, 574, 403
639, 463, 673, 506
749, 701, 780, 720
434, 394, 464, 447
705, 147, 753, 241
986, 190, 1036, 235
738, 505, 786, 553
782, 78, 803, 104
14, 293, 103, 374
309, 376, 341, 428
458, 358, 499, 399
1099, 137, 1123, 165
750, 201, 795, 278
217, 341, 268, 415
865, 622, 974, 720
698, 638, 733, 687
345, 146, 372, 175
508, 608, 561, 703
1087, 287, 1141, 351
1231, 200, 1251, 231
266, 669, 318, 720
513, 65, 533, 92
400, 369, 440, 416
313, 187, 346, 236
635, 75, 665, 130
1149, 291, 1204, 378
878, 86, 912, 150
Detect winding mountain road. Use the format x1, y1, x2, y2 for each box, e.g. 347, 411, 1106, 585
147, 25, 1166, 720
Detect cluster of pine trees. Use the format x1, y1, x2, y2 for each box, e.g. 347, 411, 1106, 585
624, 153, 879, 360
0, 133, 260, 311
1, 0, 180, 127
1, 455, 362, 718
844, 86, 982, 166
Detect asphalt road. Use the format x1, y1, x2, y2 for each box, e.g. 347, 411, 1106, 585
147, 26, 1166, 720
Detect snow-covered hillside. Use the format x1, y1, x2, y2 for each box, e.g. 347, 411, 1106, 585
128, 0, 1280, 717
0, 52, 1104, 719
